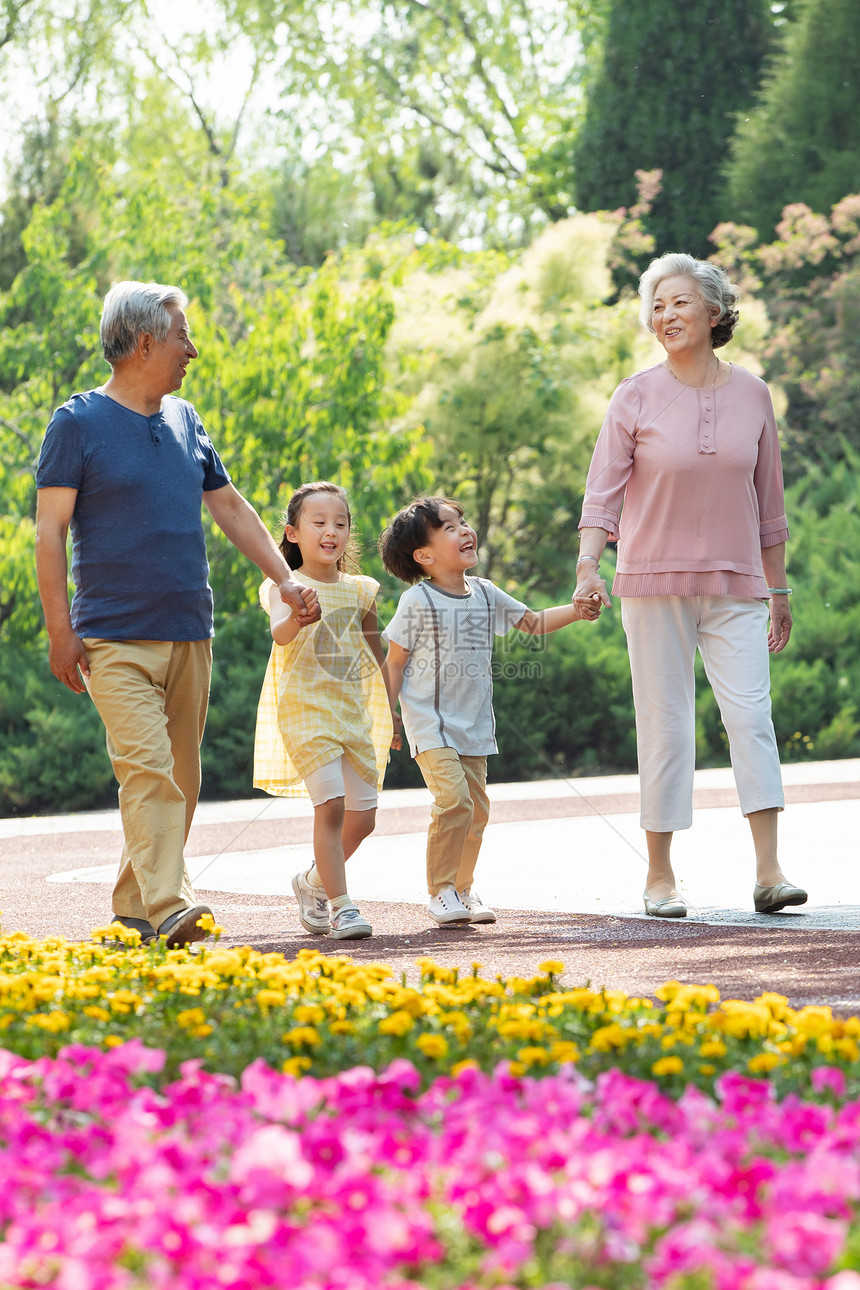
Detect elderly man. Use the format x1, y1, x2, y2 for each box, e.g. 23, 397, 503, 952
35, 280, 318, 947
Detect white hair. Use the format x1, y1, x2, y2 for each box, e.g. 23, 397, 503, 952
100, 280, 188, 363
638, 252, 740, 349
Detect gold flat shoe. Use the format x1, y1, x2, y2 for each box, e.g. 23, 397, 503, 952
643, 892, 687, 919
753, 881, 807, 914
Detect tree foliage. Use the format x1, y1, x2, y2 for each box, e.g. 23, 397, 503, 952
571, 0, 781, 258
726, 0, 860, 239
712, 191, 860, 469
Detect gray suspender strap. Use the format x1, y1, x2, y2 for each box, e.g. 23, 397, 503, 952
473, 578, 495, 742
419, 581, 448, 747
474, 577, 492, 645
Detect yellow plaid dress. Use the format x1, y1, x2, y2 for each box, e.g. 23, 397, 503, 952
253, 572, 392, 798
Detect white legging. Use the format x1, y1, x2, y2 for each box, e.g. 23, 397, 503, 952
303, 755, 378, 811
621, 595, 785, 832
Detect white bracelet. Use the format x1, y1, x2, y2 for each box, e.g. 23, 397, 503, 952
576, 555, 600, 567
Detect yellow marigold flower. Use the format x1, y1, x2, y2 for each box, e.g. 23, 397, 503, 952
652, 1056, 684, 1077
109, 991, 142, 1014
516, 1046, 551, 1068
282, 1056, 313, 1077
32, 977, 63, 1002
835, 1037, 859, 1062
508, 1061, 527, 1077
655, 981, 683, 1004
82, 1006, 111, 1022
438, 1010, 473, 1040
294, 1005, 325, 1026
671, 984, 720, 1011
451, 1059, 479, 1077
328, 1020, 355, 1036
27, 1011, 70, 1033
538, 960, 565, 976
505, 977, 535, 995
391, 988, 431, 1017
590, 1023, 628, 1052
195, 913, 222, 935
700, 1039, 727, 1058
549, 1040, 580, 1064
699, 1064, 716, 1076
715, 1001, 772, 1039
755, 992, 790, 1019
104, 1035, 124, 1048
795, 1006, 834, 1037
817, 1035, 834, 1055
338, 988, 367, 1009
256, 989, 287, 1010
748, 1052, 784, 1074
378, 1010, 414, 1037
177, 1008, 207, 1030
563, 988, 599, 1012
283, 1026, 322, 1048
416, 1034, 449, 1060
0, 1015, 14, 1030
202, 950, 246, 977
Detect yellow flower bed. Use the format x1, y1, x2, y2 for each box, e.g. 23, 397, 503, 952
0, 921, 855, 1095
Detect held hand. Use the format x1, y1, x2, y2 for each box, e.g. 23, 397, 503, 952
575, 594, 603, 622
767, 595, 792, 653
279, 580, 321, 626
48, 630, 90, 695
573, 568, 612, 613
390, 711, 403, 752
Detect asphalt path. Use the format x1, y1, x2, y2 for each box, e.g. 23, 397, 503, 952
2, 759, 858, 1010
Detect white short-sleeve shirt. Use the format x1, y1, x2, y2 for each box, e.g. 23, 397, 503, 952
382, 576, 527, 757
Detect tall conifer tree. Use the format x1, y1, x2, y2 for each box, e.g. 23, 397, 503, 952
571, 0, 778, 256
727, 0, 860, 237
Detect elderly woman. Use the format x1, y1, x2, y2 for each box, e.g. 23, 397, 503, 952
574, 251, 805, 919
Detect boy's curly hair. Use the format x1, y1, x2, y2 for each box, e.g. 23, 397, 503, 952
378, 496, 464, 584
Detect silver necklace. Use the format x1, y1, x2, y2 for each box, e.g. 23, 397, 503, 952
665, 355, 720, 389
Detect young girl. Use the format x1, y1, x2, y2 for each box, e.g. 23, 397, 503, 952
253, 482, 393, 939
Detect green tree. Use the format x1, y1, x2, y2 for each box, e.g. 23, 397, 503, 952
572, 0, 780, 258
727, 0, 860, 239
0, 144, 432, 810
385, 214, 647, 594
203, 0, 607, 245
712, 191, 860, 469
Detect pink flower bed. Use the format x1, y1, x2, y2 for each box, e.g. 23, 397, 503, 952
2, 1043, 860, 1288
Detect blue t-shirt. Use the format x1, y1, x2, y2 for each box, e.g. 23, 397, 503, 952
36, 390, 231, 641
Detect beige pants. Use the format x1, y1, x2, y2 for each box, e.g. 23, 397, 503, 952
83, 638, 212, 927
415, 747, 490, 895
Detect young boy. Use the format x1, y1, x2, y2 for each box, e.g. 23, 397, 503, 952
379, 497, 600, 927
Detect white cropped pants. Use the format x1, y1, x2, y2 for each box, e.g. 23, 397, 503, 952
621, 596, 785, 832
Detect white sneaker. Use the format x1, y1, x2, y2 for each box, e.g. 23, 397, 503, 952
427, 885, 472, 925
328, 902, 373, 940
291, 870, 330, 934
459, 888, 497, 924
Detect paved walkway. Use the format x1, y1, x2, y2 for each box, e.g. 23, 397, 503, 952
1, 759, 858, 1008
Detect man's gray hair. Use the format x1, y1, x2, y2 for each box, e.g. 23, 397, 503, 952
100, 281, 188, 364
638, 252, 740, 349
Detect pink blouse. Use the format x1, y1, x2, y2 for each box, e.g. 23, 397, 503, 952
579, 362, 789, 599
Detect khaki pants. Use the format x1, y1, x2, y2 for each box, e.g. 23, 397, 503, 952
83, 638, 212, 927
415, 747, 490, 895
